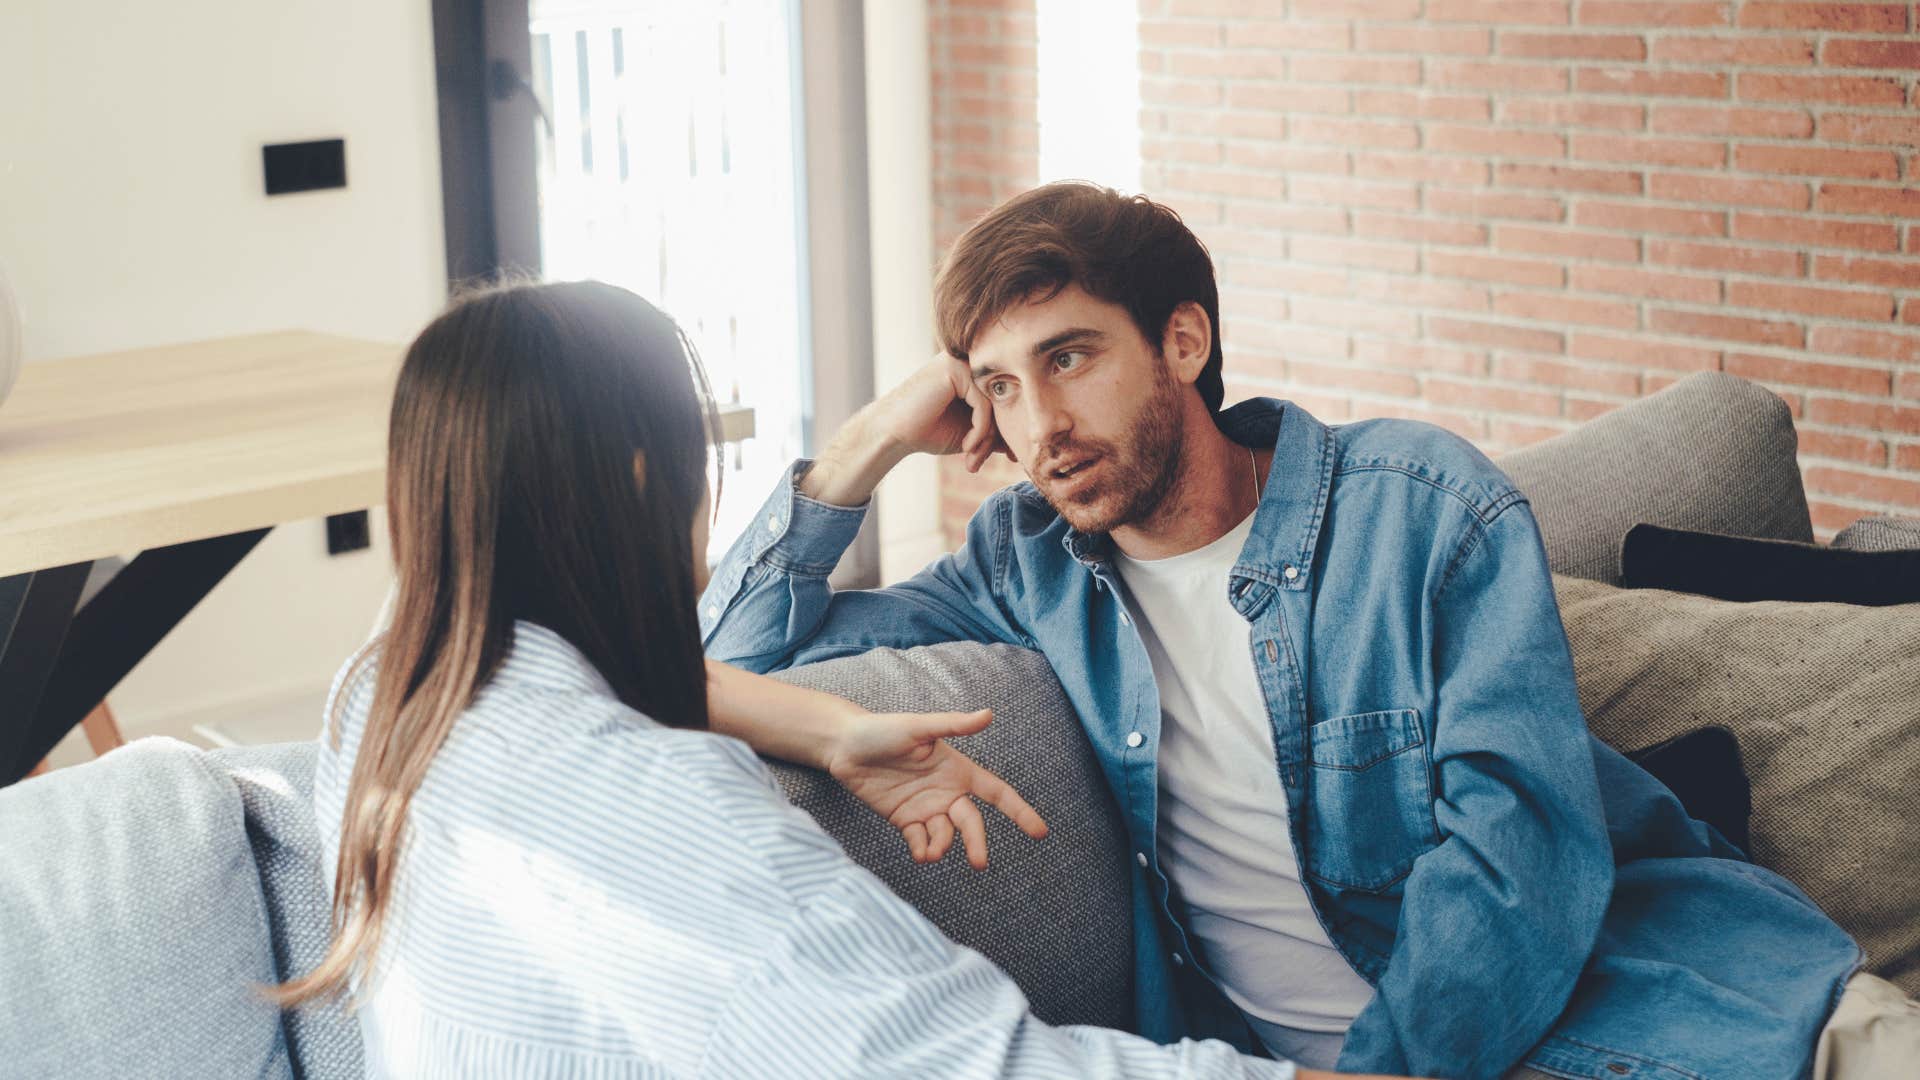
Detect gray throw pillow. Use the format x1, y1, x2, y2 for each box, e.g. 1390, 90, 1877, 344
0, 739, 293, 1077
768, 642, 1133, 1030
1554, 575, 1920, 993
1832, 516, 1920, 553
1498, 372, 1812, 583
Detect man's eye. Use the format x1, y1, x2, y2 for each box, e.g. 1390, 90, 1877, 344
1055, 351, 1087, 371
989, 380, 1012, 398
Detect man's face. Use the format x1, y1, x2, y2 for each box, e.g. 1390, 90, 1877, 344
966, 284, 1187, 534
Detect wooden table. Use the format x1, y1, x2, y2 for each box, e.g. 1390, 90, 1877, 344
0, 331, 753, 783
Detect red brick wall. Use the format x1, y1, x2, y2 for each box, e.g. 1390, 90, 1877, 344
932, 0, 1920, 544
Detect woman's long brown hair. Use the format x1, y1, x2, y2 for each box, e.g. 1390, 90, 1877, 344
271, 280, 720, 1007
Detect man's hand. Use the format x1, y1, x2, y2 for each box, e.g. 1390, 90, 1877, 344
799, 354, 1007, 507
826, 708, 1048, 869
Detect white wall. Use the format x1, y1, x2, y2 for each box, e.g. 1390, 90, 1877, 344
0, 0, 446, 738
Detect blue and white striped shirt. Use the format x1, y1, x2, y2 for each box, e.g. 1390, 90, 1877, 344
314, 621, 1295, 1079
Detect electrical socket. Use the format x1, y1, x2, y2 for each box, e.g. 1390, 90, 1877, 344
326, 511, 371, 555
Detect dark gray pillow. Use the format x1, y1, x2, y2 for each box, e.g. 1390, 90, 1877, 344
1554, 575, 1920, 994
1498, 372, 1812, 583
1832, 516, 1920, 553
769, 642, 1132, 1030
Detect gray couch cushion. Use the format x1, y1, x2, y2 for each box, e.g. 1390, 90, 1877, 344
769, 642, 1132, 1030
212, 744, 364, 1080
1832, 516, 1920, 553
0, 738, 292, 1078
1499, 372, 1812, 583
1555, 575, 1920, 994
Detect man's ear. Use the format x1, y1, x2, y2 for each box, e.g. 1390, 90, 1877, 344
1160, 301, 1213, 386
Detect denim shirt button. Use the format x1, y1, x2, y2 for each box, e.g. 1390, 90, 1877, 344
1118, 610, 1131, 626
1283, 564, 1300, 581
1125, 731, 1144, 748
1135, 851, 1148, 868
1170, 952, 1185, 967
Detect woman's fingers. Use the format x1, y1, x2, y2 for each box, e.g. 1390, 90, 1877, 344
904, 821, 929, 863
950, 797, 990, 870
907, 707, 993, 742
926, 814, 956, 863
971, 766, 1050, 841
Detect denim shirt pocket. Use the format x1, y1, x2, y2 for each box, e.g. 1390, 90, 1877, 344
1303, 708, 1440, 892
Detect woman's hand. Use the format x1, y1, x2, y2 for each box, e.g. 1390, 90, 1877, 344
826, 709, 1049, 869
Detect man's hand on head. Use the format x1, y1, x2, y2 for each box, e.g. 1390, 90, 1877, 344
799, 353, 1009, 507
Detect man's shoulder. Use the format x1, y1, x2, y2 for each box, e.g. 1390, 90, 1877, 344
1328, 416, 1525, 523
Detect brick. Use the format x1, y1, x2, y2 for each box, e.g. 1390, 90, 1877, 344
1426, 124, 1566, 159
1354, 151, 1491, 186
1292, 56, 1422, 85
1165, 0, 1289, 15
1350, 273, 1494, 311
1496, 224, 1642, 261
1648, 173, 1810, 210
1164, 167, 1295, 200
1289, 117, 1420, 150
1739, 73, 1906, 107
1813, 255, 1920, 289
1723, 353, 1893, 395
1569, 332, 1721, 371
1495, 290, 1640, 328
1807, 326, 1920, 363
1805, 466, 1920, 506
1500, 33, 1645, 60
1579, 2, 1730, 26
1426, 377, 1565, 418
1498, 99, 1645, 130
1288, 0, 1425, 17
1427, 251, 1567, 287
1287, 360, 1422, 399
1496, 163, 1644, 194
1360, 400, 1488, 440
1352, 90, 1492, 122
1288, 234, 1422, 272
1430, 316, 1566, 354
1167, 110, 1289, 140
1902, 444, 1920, 471
1228, 201, 1351, 235
1352, 212, 1489, 246
1143, 135, 1223, 165
1907, 298, 1920, 325
1737, 145, 1899, 181
1899, 372, 1920, 400
1228, 261, 1351, 297
1733, 213, 1901, 252
1820, 114, 1920, 147
1430, 61, 1570, 93
1651, 105, 1813, 139
1565, 396, 1628, 422
1166, 51, 1288, 81
1738, 4, 1908, 31
1807, 397, 1920, 435
1571, 265, 1722, 303
1143, 77, 1223, 108
1140, 18, 1222, 48
1648, 35, 1815, 65
1572, 200, 1725, 237
1426, 189, 1566, 221
1649, 308, 1804, 347
1215, 144, 1344, 176
1817, 184, 1920, 217
1728, 280, 1894, 321
1224, 20, 1350, 51
1798, 429, 1889, 466
1289, 176, 1422, 212
1229, 83, 1354, 116
1493, 355, 1643, 395
1577, 67, 1727, 98
1807, 499, 1868, 535
1574, 134, 1726, 168
1429, 0, 1571, 22
1353, 339, 1487, 375
1822, 39, 1920, 68
1488, 419, 1577, 448
1355, 26, 1491, 55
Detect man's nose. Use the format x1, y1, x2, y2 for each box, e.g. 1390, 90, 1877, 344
1023, 385, 1072, 455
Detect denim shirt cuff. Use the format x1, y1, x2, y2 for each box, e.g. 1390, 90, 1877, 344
743, 459, 868, 574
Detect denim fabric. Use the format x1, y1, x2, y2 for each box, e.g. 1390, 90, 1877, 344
701, 398, 1861, 1080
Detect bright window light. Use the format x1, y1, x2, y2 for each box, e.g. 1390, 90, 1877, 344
1037, 0, 1141, 193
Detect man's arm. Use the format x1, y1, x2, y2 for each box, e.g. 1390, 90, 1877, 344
701, 356, 1029, 672
1335, 498, 1613, 1080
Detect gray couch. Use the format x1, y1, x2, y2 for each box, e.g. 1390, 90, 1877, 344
2, 373, 1907, 1078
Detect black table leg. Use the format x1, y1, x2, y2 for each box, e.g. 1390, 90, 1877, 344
0, 564, 91, 781
1, 527, 272, 786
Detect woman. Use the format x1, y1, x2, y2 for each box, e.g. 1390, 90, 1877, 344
275, 281, 1350, 1078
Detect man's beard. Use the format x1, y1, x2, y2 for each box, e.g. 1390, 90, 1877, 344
1030, 359, 1186, 535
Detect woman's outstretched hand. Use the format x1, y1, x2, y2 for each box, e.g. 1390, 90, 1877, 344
826, 708, 1049, 869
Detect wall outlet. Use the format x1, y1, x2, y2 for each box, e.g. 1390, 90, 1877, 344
263, 138, 347, 195
326, 511, 371, 555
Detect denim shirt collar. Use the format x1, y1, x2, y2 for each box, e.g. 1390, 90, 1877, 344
1058, 397, 1336, 600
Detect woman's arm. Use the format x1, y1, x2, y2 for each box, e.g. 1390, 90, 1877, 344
703, 659, 1048, 867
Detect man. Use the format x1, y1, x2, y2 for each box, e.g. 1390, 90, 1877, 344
700, 182, 1883, 1078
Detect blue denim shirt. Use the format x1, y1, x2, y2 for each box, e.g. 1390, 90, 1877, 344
700, 398, 1861, 1080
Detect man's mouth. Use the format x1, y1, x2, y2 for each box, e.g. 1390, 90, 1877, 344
1048, 456, 1100, 480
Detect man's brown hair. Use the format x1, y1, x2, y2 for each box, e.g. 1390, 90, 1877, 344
933, 181, 1224, 414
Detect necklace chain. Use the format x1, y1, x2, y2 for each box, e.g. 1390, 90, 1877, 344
1246, 445, 1260, 512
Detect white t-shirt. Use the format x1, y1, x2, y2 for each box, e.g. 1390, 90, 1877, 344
1115, 510, 1375, 1067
